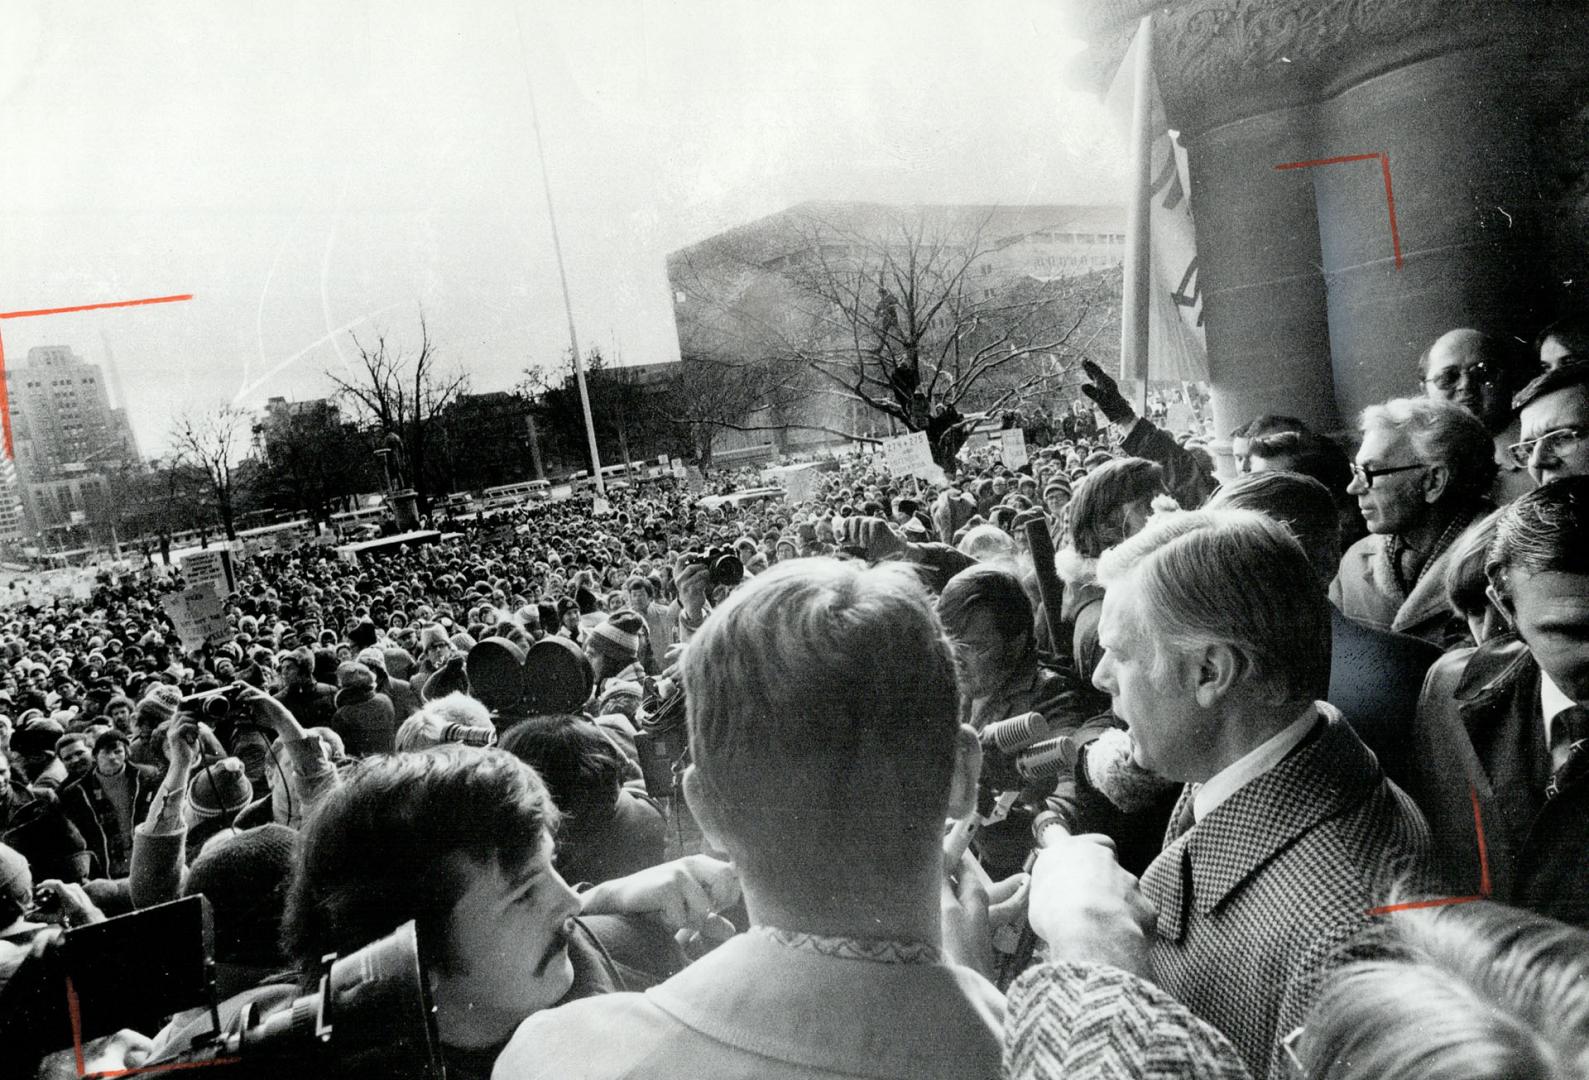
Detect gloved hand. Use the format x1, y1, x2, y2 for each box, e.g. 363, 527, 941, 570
1080, 360, 1138, 426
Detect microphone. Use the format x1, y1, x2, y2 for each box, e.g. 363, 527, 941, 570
979, 711, 1056, 754
1016, 735, 1079, 782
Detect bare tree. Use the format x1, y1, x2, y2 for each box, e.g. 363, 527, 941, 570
672, 205, 1116, 470
327, 311, 468, 509
170, 404, 250, 540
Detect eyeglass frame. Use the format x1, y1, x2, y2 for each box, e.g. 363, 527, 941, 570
1423, 360, 1499, 393
1507, 424, 1588, 469
1349, 462, 1427, 488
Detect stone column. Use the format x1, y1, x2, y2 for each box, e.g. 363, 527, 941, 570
1188, 106, 1337, 441
1315, 40, 1544, 421
1069, 0, 1589, 441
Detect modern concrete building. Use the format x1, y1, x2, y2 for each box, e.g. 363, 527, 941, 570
666, 201, 1125, 458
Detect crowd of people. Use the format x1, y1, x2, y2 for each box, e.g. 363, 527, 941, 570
1, 317, 1588, 1079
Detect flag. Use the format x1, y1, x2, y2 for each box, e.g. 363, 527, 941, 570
1104, 18, 1208, 385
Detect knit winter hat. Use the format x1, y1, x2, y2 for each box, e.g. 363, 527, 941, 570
187, 757, 255, 820
587, 610, 644, 666
336, 661, 376, 692
135, 684, 181, 729
183, 825, 296, 968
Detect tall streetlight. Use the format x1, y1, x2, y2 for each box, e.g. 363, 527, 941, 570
515, 6, 605, 499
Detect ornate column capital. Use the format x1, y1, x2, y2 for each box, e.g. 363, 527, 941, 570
1068, 0, 1561, 133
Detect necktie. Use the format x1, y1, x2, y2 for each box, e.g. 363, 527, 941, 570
1547, 705, 1589, 801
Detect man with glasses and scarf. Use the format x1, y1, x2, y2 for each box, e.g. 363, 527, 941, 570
1419, 328, 1535, 503
1331, 397, 1496, 647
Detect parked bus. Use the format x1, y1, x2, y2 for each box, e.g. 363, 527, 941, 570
329, 506, 387, 536
479, 479, 550, 508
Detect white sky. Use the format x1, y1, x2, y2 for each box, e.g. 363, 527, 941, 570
0, 0, 1126, 457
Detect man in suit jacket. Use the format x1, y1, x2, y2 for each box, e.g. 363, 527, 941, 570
1091, 509, 1431, 1080
1405, 478, 1589, 928
1209, 472, 1445, 792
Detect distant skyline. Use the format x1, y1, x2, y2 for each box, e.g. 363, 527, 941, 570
0, 0, 1128, 458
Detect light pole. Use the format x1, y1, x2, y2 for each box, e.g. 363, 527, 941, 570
515, 6, 605, 499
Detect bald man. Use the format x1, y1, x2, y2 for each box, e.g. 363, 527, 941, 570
1419, 328, 1533, 504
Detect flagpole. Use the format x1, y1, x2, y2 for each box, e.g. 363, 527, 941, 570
514, 6, 606, 499
1122, 12, 1155, 417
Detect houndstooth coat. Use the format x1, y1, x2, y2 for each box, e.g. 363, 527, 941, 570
1141, 709, 1431, 1080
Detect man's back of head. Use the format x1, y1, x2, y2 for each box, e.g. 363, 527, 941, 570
682, 557, 965, 915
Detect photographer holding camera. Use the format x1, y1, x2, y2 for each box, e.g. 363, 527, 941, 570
138, 745, 736, 1080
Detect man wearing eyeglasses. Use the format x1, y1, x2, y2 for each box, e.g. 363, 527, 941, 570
1404, 478, 1589, 929
1331, 397, 1496, 647
1510, 361, 1589, 486
1419, 328, 1534, 504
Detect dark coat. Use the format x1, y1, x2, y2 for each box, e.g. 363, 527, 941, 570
1141, 713, 1430, 1080
1404, 638, 1589, 928
59, 763, 161, 878
330, 685, 397, 757
1327, 604, 1444, 793
1, 782, 89, 882
557, 789, 668, 887
274, 680, 336, 729
1120, 418, 1217, 510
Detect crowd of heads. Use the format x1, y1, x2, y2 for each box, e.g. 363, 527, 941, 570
3, 319, 1589, 1080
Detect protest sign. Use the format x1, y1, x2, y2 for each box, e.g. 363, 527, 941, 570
1000, 429, 1029, 470
162, 586, 232, 651
881, 431, 937, 480
180, 548, 236, 598
684, 467, 706, 493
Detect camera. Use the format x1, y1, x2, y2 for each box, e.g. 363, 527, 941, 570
181, 684, 244, 721
0, 897, 442, 1080
180, 684, 269, 768
682, 547, 743, 589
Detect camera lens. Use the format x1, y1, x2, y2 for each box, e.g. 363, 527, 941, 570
203, 695, 231, 719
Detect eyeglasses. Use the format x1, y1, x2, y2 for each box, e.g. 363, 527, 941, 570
1350, 462, 1426, 488
1508, 425, 1587, 468
1424, 361, 1498, 393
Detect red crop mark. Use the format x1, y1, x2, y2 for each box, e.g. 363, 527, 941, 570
66, 975, 239, 1077
1366, 783, 1491, 916
1274, 152, 1403, 271
0, 293, 193, 459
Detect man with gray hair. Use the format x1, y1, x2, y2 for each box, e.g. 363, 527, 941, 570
1332, 395, 1497, 646
1091, 509, 1430, 1079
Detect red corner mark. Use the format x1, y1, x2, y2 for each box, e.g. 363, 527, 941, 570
1274, 152, 1403, 271
0, 293, 194, 460
1366, 783, 1491, 917
66, 975, 239, 1078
